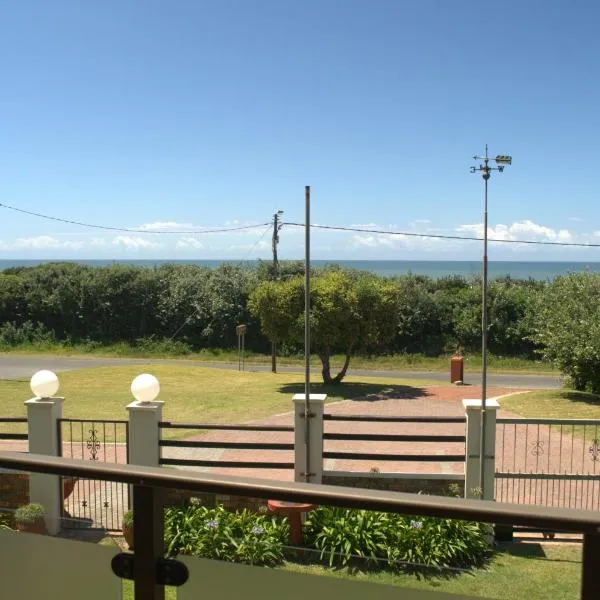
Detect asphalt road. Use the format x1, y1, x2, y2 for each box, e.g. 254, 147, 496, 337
0, 354, 561, 389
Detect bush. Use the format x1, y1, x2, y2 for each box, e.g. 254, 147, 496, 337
304, 506, 490, 570
531, 273, 600, 393
0, 321, 55, 347
164, 504, 289, 566
303, 506, 391, 567
14, 503, 45, 525
122, 510, 133, 528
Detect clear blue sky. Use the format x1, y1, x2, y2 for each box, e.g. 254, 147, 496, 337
1, 0, 599, 260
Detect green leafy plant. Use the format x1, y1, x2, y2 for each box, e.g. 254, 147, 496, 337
122, 510, 133, 528
304, 506, 491, 570
304, 506, 391, 567
164, 504, 288, 566
385, 515, 491, 570
14, 503, 45, 525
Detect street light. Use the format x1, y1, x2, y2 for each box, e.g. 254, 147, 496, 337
470, 145, 512, 500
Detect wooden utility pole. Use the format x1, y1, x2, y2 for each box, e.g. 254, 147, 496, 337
271, 210, 283, 373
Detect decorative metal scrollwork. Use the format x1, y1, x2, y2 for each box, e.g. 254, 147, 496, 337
531, 440, 544, 456
87, 428, 101, 461
589, 440, 600, 462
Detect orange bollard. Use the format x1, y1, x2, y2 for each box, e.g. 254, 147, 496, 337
450, 355, 464, 383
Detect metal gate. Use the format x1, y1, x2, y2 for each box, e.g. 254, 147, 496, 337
495, 417, 600, 510
58, 418, 129, 531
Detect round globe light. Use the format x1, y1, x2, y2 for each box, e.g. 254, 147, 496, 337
30, 370, 60, 398
131, 373, 160, 403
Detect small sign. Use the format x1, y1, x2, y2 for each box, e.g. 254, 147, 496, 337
236, 324, 247, 336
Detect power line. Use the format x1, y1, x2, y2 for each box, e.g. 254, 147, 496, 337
241, 224, 272, 262
0, 202, 269, 234
283, 222, 600, 249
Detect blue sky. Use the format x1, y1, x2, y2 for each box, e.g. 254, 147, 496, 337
1, 0, 599, 260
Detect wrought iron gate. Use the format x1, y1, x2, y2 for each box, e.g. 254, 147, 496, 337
495, 417, 600, 510
57, 418, 129, 531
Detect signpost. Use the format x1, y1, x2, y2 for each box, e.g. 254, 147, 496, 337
236, 324, 247, 371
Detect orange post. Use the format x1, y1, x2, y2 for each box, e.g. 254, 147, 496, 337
450, 355, 464, 383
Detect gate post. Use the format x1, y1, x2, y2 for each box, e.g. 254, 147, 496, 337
293, 394, 326, 484
463, 398, 499, 500
127, 400, 164, 468
25, 395, 64, 534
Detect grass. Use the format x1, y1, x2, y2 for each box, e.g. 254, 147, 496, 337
0, 364, 442, 440
0, 341, 557, 374
500, 389, 600, 419
282, 542, 581, 599
108, 537, 580, 600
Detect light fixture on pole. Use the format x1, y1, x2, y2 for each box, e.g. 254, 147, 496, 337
130, 373, 160, 403
470, 145, 512, 500
30, 370, 60, 399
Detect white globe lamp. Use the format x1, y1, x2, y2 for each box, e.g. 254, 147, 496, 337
131, 373, 160, 403
30, 370, 60, 399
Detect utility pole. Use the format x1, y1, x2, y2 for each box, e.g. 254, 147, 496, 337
470, 147, 512, 500
271, 210, 284, 373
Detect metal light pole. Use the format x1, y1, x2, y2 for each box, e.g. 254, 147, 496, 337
271, 210, 284, 373
470, 146, 512, 499
304, 186, 311, 483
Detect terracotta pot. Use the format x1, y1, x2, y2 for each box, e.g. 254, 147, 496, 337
63, 477, 78, 500
16, 520, 47, 535
123, 522, 134, 550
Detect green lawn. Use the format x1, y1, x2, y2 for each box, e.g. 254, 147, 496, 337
0, 364, 442, 440
116, 542, 581, 600
500, 389, 600, 419
283, 542, 581, 599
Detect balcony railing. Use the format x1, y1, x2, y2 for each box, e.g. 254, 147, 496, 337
1, 450, 600, 599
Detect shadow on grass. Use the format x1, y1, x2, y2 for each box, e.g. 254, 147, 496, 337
278, 381, 431, 402
497, 541, 581, 564
559, 391, 600, 406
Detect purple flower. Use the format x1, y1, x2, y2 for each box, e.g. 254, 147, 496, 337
251, 525, 264, 535
410, 520, 423, 530
205, 519, 218, 529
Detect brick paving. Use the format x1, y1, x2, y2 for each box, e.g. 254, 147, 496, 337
161, 385, 517, 481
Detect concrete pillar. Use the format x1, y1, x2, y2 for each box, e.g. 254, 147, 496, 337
126, 400, 164, 468
24, 397, 64, 534
462, 398, 499, 501
293, 394, 326, 484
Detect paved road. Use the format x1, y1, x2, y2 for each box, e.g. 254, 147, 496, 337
0, 354, 561, 389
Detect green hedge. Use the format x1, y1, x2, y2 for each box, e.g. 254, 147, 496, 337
0, 261, 548, 358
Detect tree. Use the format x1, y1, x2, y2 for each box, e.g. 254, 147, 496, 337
531, 273, 600, 393
248, 270, 399, 384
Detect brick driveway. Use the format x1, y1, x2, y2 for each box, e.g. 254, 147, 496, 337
162, 385, 519, 481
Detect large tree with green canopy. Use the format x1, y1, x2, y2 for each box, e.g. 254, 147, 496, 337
248, 269, 400, 384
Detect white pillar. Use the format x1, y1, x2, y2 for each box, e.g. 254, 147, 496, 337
463, 398, 499, 501
293, 394, 326, 484
25, 397, 64, 534
126, 400, 164, 468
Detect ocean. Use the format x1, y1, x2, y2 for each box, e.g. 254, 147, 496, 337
1, 259, 600, 280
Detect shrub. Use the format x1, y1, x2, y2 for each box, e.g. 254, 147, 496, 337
304, 506, 491, 570
164, 504, 288, 566
0, 511, 15, 530
0, 321, 55, 347
385, 515, 491, 570
303, 506, 391, 567
14, 503, 45, 525
122, 510, 133, 528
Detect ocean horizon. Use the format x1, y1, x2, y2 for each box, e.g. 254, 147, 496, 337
1, 259, 600, 280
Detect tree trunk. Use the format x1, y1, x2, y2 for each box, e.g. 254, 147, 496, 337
320, 352, 333, 384
319, 350, 352, 385
331, 352, 352, 384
